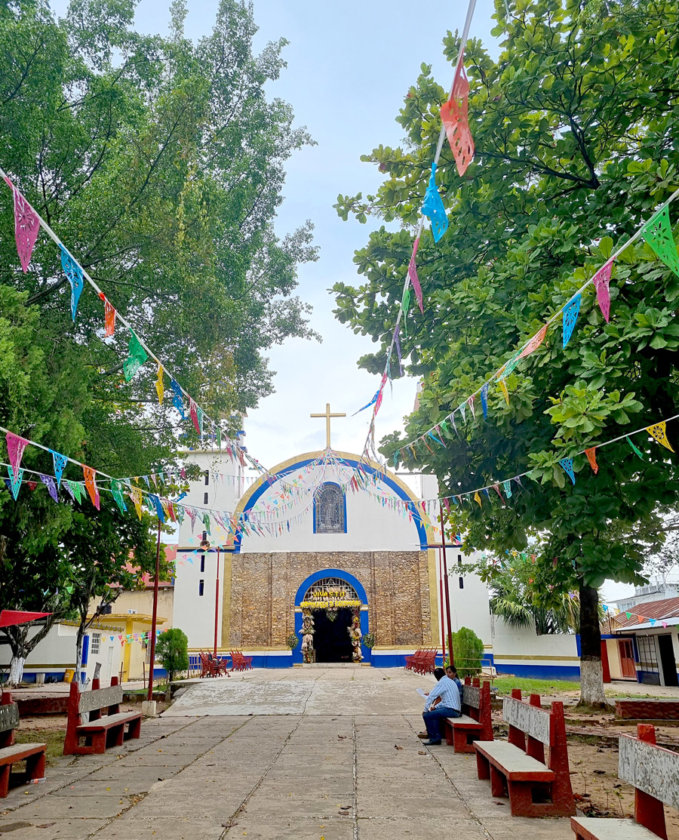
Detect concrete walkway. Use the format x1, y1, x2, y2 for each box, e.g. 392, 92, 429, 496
0, 667, 577, 839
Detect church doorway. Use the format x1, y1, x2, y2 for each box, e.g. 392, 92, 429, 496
312, 607, 354, 663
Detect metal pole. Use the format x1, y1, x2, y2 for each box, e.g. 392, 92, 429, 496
146, 519, 162, 702
439, 507, 454, 666
213, 548, 220, 658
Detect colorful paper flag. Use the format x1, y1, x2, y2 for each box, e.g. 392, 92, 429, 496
401, 286, 411, 336
593, 261, 613, 322
467, 394, 475, 418
50, 450, 67, 488
562, 294, 581, 348
498, 379, 509, 405
155, 363, 164, 404
421, 163, 448, 243
585, 447, 599, 474
7, 465, 24, 500
502, 479, 512, 499
149, 494, 165, 523
480, 383, 488, 419
559, 457, 576, 485
123, 330, 148, 382
111, 481, 127, 514
5, 432, 29, 475
170, 379, 185, 418
473, 491, 482, 507
60, 246, 84, 321
39, 474, 58, 502
65, 479, 83, 503
82, 465, 100, 509
646, 421, 674, 453
130, 486, 143, 519
519, 324, 548, 359
394, 325, 404, 376
408, 237, 423, 313
99, 293, 116, 337
627, 436, 644, 460
641, 204, 679, 277
440, 63, 474, 176
5, 178, 40, 272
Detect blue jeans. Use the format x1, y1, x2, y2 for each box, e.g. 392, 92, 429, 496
423, 706, 460, 741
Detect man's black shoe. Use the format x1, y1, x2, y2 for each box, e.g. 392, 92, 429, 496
423, 739, 442, 745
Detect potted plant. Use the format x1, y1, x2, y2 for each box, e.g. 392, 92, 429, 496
362, 633, 375, 663
285, 634, 299, 651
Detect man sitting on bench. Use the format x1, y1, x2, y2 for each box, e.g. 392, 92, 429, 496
422, 667, 461, 745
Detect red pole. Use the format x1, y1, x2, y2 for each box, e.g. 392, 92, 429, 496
213, 548, 220, 658
146, 519, 162, 702
438, 549, 446, 660
440, 507, 454, 667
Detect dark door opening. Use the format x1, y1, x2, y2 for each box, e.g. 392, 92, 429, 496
658, 634, 678, 687
312, 608, 354, 663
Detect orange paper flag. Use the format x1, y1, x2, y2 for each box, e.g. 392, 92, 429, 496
519, 324, 548, 359
82, 465, 100, 510
441, 63, 474, 176
585, 447, 599, 474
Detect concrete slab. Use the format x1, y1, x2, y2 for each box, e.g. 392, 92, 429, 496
0, 817, 109, 839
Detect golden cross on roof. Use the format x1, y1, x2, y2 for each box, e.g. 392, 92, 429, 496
310, 403, 346, 449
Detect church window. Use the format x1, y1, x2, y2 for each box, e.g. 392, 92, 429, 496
199, 580, 204, 597
313, 483, 346, 534
204, 471, 209, 485
458, 554, 464, 589
200, 554, 205, 573
204, 492, 209, 504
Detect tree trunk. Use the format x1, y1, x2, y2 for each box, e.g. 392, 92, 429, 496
578, 581, 607, 707
8, 656, 25, 685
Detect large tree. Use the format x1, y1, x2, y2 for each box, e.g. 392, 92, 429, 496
0, 0, 317, 677
335, 0, 679, 703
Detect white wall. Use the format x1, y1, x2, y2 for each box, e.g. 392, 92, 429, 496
173, 547, 222, 649
492, 616, 579, 673
441, 548, 493, 647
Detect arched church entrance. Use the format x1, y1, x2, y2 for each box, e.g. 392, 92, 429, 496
296, 572, 367, 665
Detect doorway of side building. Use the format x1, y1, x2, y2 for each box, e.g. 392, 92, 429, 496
658, 634, 679, 687
312, 608, 354, 663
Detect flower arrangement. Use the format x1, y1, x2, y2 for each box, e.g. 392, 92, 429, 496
285, 634, 299, 650
299, 599, 361, 610
362, 633, 375, 649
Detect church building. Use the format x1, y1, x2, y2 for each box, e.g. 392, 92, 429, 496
172, 409, 442, 667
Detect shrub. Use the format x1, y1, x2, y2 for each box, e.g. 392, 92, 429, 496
285, 634, 299, 650
452, 626, 484, 676
156, 628, 189, 682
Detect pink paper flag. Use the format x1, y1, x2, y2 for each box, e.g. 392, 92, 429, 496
4, 177, 40, 272
6, 432, 29, 474
408, 237, 423, 313
189, 399, 200, 434
593, 261, 613, 322
467, 394, 475, 418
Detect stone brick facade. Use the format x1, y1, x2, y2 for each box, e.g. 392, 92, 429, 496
224, 551, 436, 649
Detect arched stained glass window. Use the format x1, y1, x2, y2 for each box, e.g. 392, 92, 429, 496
313, 483, 346, 534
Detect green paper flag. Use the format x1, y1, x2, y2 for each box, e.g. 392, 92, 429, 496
123, 330, 148, 382
66, 480, 84, 503
401, 287, 411, 337
626, 436, 644, 460
111, 480, 127, 514
216, 427, 222, 449
641, 205, 679, 277
202, 512, 211, 534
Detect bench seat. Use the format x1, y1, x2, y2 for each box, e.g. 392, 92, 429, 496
571, 818, 660, 840
77, 711, 141, 733
446, 714, 482, 729
475, 740, 555, 782
0, 743, 47, 765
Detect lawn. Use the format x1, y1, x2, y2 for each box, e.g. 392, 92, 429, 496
491, 676, 580, 696
14, 727, 65, 765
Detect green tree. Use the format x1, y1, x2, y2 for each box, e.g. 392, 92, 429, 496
335, 0, 679, 704
156, 627, 189, 683
451, 627, 484, 676
0, 0, 317, 678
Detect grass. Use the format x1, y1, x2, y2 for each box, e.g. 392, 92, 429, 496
491, 676, 580, 695
14, 728, 65, 765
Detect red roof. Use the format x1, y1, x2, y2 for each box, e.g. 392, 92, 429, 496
612, 596, 679, 629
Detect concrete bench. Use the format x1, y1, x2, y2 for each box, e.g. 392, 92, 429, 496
571, 724, 679, 840
63, 677, 142, 755
444, 679, 493, 753
0, 692, 46, 797
474, 689, 574, 817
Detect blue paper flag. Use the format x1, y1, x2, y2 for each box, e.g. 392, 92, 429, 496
60, 245, 84, 321
8, 465, 24, 500
40, 474, 58, 502
170, 379, 185, 419
421, 163, 448, 243
50, 450, 68, 488
562, 294, 581, 348
502, 479, 512, 499
559, 457, 576, 484
353, 390, 379, 416
480, 383, 489, 419
427, 431, 445, 448
149, 494, 165, 523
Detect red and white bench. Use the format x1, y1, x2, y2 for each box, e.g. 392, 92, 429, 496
571, 724, 679, 840
444, 678, 493, 753
63, 677, 142, 755
474, 689, 574, 817
0, 692, 46, 797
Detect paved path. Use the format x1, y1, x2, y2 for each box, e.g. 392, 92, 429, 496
0, 667, 575, 839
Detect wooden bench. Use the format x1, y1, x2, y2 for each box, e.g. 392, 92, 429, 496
473, 689, 574, 817
443, 678, 493, 753
0, 692, 46, 797
63, 677, 142, 755
571, 724, 679, 840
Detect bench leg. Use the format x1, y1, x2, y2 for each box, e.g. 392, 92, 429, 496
25, 751, 46, 783
0, 765, 9, 798
453, 729, 477, 754
490, 764, 507, 799
92, 732, 107, 754
476, 751, 490, 780
107, 725, 125, 749
507, 779, 535, 816
127, 718, 142, 740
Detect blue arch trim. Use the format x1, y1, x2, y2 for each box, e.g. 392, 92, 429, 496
312, 482, 347, 534
234, 455, 428, 551
294, 567, 368, 606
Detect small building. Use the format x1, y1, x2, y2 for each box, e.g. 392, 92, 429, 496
606, 596, 679, 686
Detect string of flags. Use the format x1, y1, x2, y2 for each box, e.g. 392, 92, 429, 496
604, 604, 673, 629
356, 0, 478, 461
390, 190, 679, 467
0, 166, 247, 463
